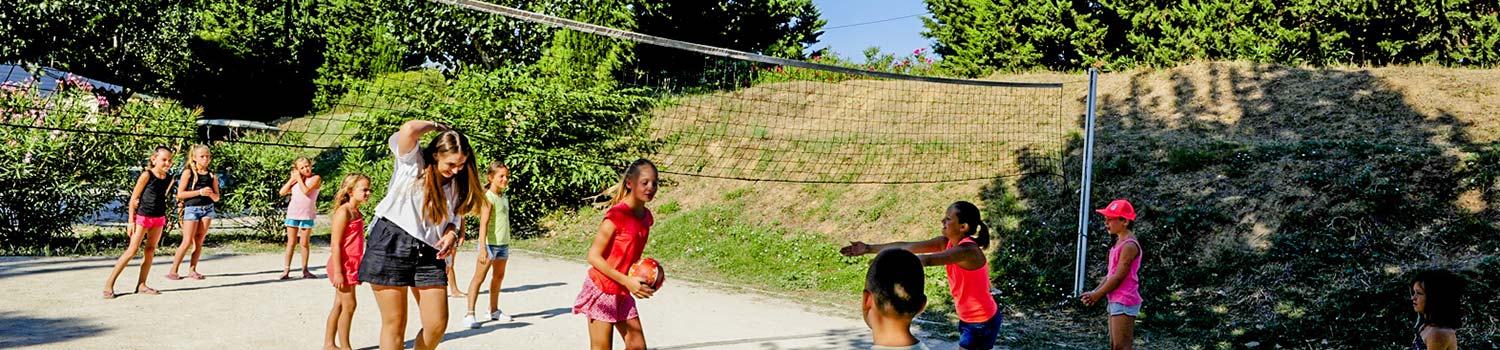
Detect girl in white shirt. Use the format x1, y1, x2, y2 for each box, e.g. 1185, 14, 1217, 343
358, 120, 483, 350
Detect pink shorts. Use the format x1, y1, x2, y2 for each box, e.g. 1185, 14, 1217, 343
133, 215, 166, 229
572, 277, 638, 323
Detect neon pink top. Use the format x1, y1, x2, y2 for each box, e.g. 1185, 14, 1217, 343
1106, 237, 1142, 306
587, 202, 653, 295
945, 237, 998, 323
286, 181, 318, 220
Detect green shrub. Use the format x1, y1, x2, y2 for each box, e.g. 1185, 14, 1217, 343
346, 68, 657, 232
923, 0, 1500, 72
0, 73, 196, 254
212, 132, 316, 236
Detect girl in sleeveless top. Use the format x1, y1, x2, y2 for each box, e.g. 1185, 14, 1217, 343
1081, 199, 1143, 350
103, 146, 174, 298
574, 159, 660, 350
324, 173, 371, 350
168, 144, 219, 280
280, 157, 322, 280
1410, 269, 1462, 350
842, 201, 1002, 350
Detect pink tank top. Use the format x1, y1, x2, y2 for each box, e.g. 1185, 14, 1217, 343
945, 237, 998, 323
286, 181, 318, 220
1107, 237, 1142, 306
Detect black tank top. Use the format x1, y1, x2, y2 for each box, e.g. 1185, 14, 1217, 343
137, 171, 172, 217
182, 171, 216, 207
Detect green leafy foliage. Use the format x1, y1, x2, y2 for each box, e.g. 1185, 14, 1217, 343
630, 0, 826, 87
922, 0, 1500, 73
345, 67, 657, 231
0, 73, 196, 254
212, 132, 316, 236
986, 65, 1500, 349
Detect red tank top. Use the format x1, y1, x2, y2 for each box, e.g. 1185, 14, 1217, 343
340, 216, 365, 261
945, 237, 998, 323
587, 202, 653, 295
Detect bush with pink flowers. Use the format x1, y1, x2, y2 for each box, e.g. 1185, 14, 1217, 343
1, 68, 197, 254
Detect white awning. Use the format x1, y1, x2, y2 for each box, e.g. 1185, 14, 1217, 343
196, 119, 282, 131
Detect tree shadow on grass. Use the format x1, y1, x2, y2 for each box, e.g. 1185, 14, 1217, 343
981, 62, 1500, 349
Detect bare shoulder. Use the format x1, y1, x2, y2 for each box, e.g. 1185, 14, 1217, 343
1423, 326, 1458, 350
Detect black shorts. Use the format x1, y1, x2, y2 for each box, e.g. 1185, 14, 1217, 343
358, 218, 447, 287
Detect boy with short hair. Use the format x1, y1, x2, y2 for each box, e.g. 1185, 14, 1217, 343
863, 248, 931, 350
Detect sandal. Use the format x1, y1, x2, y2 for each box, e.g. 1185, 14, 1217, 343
165, 273, 182, 280
278, 274, 292, 280
301, 271, 316, 279
102, 290, 116, 299
189, 272, 205, 280
136, 287, 160, 295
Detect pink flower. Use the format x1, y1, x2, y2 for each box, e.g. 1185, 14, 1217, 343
775, 66, 783, 73
96, 96, 110, 108
926, 58, 934, 64
812, 55, 821, 61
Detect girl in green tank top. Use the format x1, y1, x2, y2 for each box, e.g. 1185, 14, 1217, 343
462, 162, 516, 328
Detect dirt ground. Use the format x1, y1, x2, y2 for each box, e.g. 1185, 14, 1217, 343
0, 249, 958, 349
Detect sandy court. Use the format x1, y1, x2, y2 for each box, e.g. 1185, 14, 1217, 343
0, 249, 956, 349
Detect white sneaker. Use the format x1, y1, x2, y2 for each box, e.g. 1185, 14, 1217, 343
489, 309, 514, 322
462, 314, 480, 329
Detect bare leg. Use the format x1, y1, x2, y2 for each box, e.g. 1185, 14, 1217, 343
446, 254, 463, 297
465, 258, 490, 314
336, 285, 356, 350
188, 217, 209, 274
1109, 315, 1136, 350
135, 228, 163, 292
299, 228, 312, 276
412, 286, 449, 350
489, 259, 508, 313
616, 318, 646, 350
281, 226, 297, 279
588, 319, 615, 350
324, 289, 343, 350
370, 284, 408, 350
168, 220, 198, 276
104, 225, 148, 293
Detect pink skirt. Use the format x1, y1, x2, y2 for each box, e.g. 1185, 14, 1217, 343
572, 277, 638, 323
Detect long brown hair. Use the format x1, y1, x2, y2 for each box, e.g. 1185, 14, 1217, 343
420, 130, 482, 226
333, 173, 370, 209
596, 158, 657, 207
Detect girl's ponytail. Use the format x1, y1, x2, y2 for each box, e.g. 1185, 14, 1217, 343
950, 201, 990, 249
974, 222, 990, 249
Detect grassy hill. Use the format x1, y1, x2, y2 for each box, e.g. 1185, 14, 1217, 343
519, 61, 1500, 349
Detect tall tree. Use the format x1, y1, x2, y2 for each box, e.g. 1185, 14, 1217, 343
629, 0, 826, 87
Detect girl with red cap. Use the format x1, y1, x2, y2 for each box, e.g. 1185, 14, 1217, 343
1081, 199, 1142, 350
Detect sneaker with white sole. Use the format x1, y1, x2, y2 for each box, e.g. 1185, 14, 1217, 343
489, 309, 514, 322
462, 314, 480, 329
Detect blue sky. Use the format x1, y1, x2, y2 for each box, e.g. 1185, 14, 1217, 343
811, 0, 933, 62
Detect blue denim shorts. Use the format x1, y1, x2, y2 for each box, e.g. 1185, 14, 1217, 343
958, 312, 1003, 350
485, 244, 510, 260
183, 205, 215, 221
1108, 302, 1142, 317
284, 219, 314, 229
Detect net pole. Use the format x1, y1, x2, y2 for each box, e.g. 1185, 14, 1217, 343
1073, 68, 1100, 297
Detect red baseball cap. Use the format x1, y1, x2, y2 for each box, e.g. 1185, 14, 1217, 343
1095, 199, 1136, 221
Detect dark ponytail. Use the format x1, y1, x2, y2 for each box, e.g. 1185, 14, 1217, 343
951, 201, 990, 249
